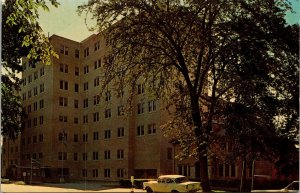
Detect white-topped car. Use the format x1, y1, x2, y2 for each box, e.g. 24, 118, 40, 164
251, 181, 299, 192
143, 175, 201, 192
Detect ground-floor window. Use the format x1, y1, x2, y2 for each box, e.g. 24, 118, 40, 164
93, 169, 98, 177
117, 168, 124, 178
104, 168, 110, 178
178, 165, 190, 177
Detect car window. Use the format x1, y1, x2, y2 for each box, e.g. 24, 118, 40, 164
166, 179, 173, 183
174, 177, 189, 183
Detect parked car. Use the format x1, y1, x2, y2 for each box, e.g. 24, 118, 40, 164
143, 175, 201, 192
251, 181, 299, 192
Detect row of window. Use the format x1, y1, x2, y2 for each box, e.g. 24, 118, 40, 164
57, 128, 125, 144
58, 150, 125, 161
24, 99, 44, 114
22, 134, 44, 145
22, 67, 45, 84
82, 168, 124, 178
218, 163, 236, 178
22, 84, 45, 101
21, 152, 43, 160
26, 116, 44, 128
2, 146, 18, 154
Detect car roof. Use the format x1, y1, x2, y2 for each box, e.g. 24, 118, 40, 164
158, 175, 186, 179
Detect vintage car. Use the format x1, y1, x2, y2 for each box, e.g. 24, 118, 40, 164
143, 175, 201, 192
251, 181, 299, 192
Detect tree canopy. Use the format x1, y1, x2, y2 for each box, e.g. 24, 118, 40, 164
1, 0, 59, 139
78, 0, 298, 191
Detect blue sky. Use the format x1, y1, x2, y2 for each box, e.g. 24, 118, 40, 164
38, 0, 300, 42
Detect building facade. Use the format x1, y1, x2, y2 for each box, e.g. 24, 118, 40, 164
1, 34, 174, 182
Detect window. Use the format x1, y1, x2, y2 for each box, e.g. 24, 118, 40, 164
137, 103, 144, 114
94, 41, 100, 51
84, 65, 89, 74
75, 49, 79, 58
178, 165, 190, 177
219, 164, 224, 177
231, 163, 236, 177
117, 169, 124, 178
117, 106, 124, 116
94, 95, 100, 105
58, 132, 67, 142
33, 118, 37, 126
94, 59, 101, 69
105, 109, 111, 118
105, 91, 111, 101
148, 100, 157, 112
60, 64, 68, 73
22, 93, 26, 101
93, 132, 99, 140
117, 127, 125, 137
104, 169, 110, 178
59, 97, 68, 106
83, 82, 89, 91
73, 134, 78, 142
40, 83, 44, 93
93, 169, 99, 177
75, 67, 79, 75
93, 152, 99, 160
137, 125, 144, 136
34, 102, 38, 111
84, 47, 89, 57
94, 76, 100, 86
137, 83, 145, 94
39, 134, 43, 142
28, 90, 32, 98
58, 152, 67, 160
225, 164, 230, 177
82, 153, 88, 160
83, 98, 88, 108
83, 133, 88, 142
40, 99, 44, 109
117, 149, 124, 159
60, 80, 68, 90
148, 123, 156, 134
167, 148, 173, 160
74, 153, 78, 161
83, 115, 88, 123
60, 45, 68, 55
32, 153, 37, 159
34, 71, 38, 80
39, 116, 44, 125
82, 169, 87, 177
40, 67, 44, 76
27, 137, 31, 144
74, 117, 78, 124
27, 120, 31, 128
93, 112, 99, 122
104, 150, 110, 160
34, 86, 38, 96
75, 84, 79, 92
33, 136, 37, 143
104, 130, 111, 139
39, 153, 43, 159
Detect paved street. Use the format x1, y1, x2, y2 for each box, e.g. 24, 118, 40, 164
1, 183, 146, 192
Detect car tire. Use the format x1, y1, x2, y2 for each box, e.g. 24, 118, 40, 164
171, 190, 179, 193
146, 187, 153, 193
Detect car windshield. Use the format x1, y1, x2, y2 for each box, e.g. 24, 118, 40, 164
286, 182, 299, 190
174, 177, 189, 183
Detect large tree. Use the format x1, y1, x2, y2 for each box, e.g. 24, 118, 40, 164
1, 0, 59, 139
78, 0, 298, 191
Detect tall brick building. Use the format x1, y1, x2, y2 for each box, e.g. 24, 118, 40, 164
1, 34, 174, 182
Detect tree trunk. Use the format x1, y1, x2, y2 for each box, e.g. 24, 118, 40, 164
240, 158, 247, 192
190, 94, 211, 192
